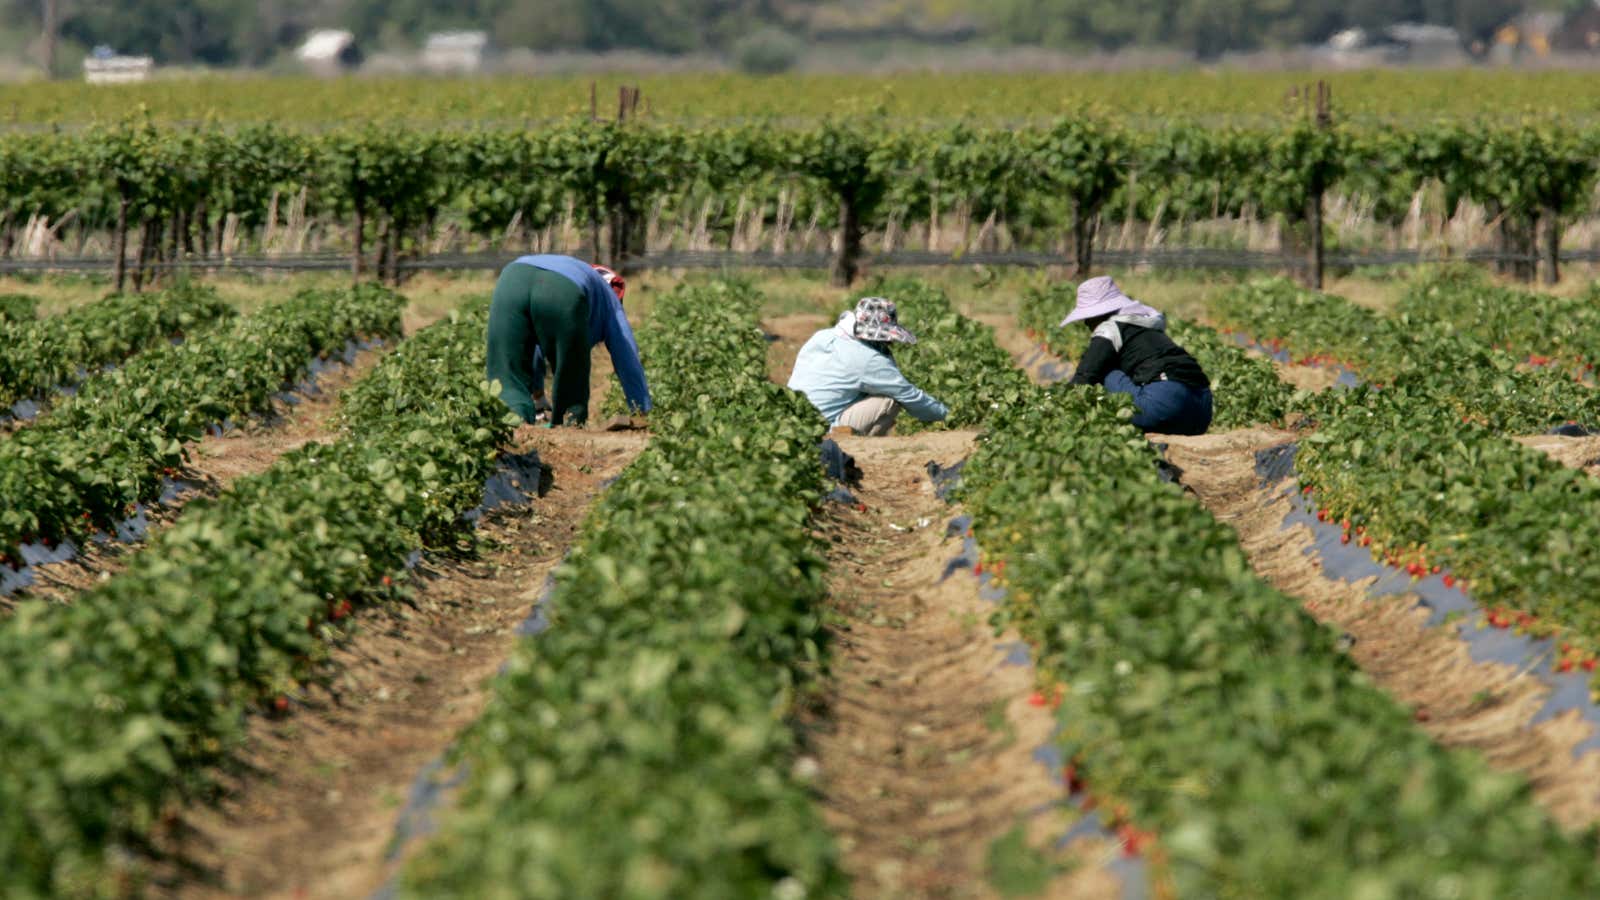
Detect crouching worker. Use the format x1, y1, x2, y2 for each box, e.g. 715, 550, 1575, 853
1061, 276, 1213, 436
485, 254, 651, 428
788, 296, 948, 436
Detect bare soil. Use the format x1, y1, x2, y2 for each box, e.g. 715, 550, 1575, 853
982, 313, 1600, 833
766, 312, 831, 385
16, 348, 387, 605
1161, 427, 1600, 831
1517, 433, 1600, 479
1270, 359, 1345, 392
158, 429, 647, 900
763, 318, 1115, 898
809, 432, 1118, 900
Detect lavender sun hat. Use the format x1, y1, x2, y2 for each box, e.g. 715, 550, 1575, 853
1060, 276, 1159, 326
851, 297, 917, 344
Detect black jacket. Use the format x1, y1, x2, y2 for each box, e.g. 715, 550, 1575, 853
1069, 314, 1210, 389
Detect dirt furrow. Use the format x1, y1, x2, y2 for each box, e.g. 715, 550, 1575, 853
983, 312, 1600, 833
1161, 428, 1600, 830
759, 315, 1115, 898
158, 429, 647, 900
1517, 433, 1600, 479
808, 433, 1118, 900
17, 347, 389, 604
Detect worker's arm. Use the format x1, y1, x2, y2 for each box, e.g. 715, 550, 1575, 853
601, 297, 652, 413
860, 351, 948, 422
1069, 322, 1121, 386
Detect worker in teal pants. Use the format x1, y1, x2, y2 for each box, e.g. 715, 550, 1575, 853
485, 254, 652, 427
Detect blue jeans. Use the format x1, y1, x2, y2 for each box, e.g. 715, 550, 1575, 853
1103, 370, 1214, 435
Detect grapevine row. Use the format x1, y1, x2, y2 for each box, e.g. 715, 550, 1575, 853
2, 118, 1594, 286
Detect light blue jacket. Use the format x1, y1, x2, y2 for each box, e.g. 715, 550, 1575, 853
787, 325, 948, 425
511, 254, 652, 413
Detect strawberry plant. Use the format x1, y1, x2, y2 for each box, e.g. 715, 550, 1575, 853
405, 281, 845, 898
1399, 267, 1600, 374
0, 283, 402, 569
0, 282, 234, 411
0, 292, 37, 325
878, 276, 1033, 431
1214, 278, 1600, 431
958, 382, 1600, 898
0, 298, 519, 895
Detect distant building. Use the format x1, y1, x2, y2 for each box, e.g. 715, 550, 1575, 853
422, 31, 489, 74
83, 45, 152, 84
1320, 24, 1464, 66
296, 29, 362, 77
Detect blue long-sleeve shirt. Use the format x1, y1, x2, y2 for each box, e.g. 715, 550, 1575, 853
786, 326, 948, 425
511, 255, 652, 413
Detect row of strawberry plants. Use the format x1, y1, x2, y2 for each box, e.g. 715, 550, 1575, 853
1214, 279, 1600, 677
958, 384, 1600, 897
0, 282, 234, 411
1211, 278, 1600, 431
404, 280, 845, 898
0, 298, 519, 896
883, 276, 1034, 431
1398, 268, 1600, 375
0, 283, 402, 569
0, 292, 37, 323
1017, 282, 1293, 428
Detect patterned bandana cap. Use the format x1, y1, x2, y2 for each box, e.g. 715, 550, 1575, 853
851, 296, 917, 344
591, 264, 626, 303
1060, 275, 1158, 325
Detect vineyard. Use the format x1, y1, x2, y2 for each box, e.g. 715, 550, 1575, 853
8, 60, 1600, 895
3, 109, 1600, 288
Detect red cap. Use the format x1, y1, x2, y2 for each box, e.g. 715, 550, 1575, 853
592, 264, 625, 303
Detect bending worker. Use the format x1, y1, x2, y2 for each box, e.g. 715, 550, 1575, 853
788, 296, 948, 436
1061, 275, 1212, 435
485, 254, 651, 428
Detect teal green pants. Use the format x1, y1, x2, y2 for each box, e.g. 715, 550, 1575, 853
486, 264, 592, 426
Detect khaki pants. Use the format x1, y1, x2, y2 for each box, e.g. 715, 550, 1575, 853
836, 396, 901, 436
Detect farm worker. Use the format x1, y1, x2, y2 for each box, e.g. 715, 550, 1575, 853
1061, 276, 1212, 435
787, 296, 949, 436
485, 254, 651, 428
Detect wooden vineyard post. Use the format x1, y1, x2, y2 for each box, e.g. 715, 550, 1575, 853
1306, 81, 1330, 290
606, 86, 647, 274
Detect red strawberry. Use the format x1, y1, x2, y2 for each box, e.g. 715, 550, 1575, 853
1064, 764, 1085, 793
1559, 659, 1575, 673
1583, 658, 1598, 673
974, 561, 983, 575
1316, 509, 1328, 522
273, 696, 289, 712
1431, 565, 1441, 575
1413, 708, 1431, 722
1442, 574, 1455, 589
1302, 485, 1314, 495
1340, 519, 1350, 531
1360, 535, 1372, 547
381, 575, 393, 587
1027, 691, 1046, 707
1340, 532, 1351, 545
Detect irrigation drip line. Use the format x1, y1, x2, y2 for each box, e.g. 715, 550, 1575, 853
0, 246, 1585, 277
